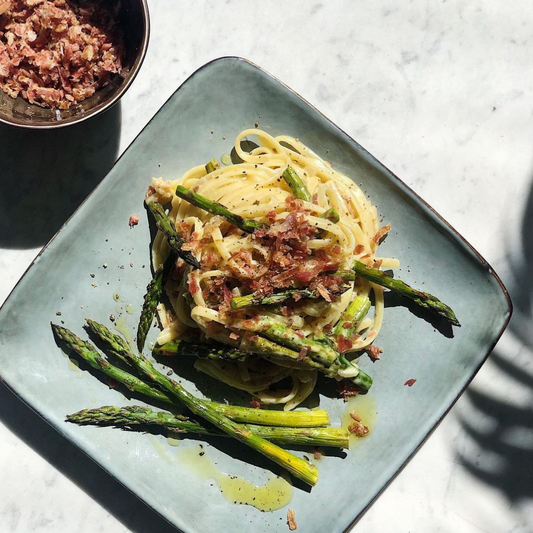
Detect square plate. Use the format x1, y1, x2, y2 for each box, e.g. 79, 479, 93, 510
0, 57, 511, 533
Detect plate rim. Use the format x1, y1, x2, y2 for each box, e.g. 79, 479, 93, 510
0, 55, 513, 533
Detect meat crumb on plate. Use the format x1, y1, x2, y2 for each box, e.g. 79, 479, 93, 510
348, 421, 369, 437
349, 411, 361, 422
287, 509, 297, 531
129, 214, 139, 227
404, 378, 417, 387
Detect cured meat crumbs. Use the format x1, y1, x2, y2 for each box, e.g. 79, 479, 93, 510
0, 0, 123, 108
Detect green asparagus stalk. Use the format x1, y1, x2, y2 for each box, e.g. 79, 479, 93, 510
55, 322, 330, 427
175, 185, 264, 234
230, 274, 353, 310
231, 289, 318, 310
312, 332, 373, 390
52, 323, 175, 403
320, 207, 340, 223
333, 270, 356, 282
205, 158, 220, 174
145, 200, 200, 268
338, 354, 373, 391
241, 319, 373, 391
153, 339, 247, 360
241, 334, 334, 375
282, 166, 312, 202
85, 320, 319, 486
248, 316, 339, 367
156, 332, 372, 392
67, 405, 349, 449
137, 254, 175, 352
207, 402, 330, 427
137, 266, 164, 352
351, 260, 460, 326
352, 368, 373, 390
333, 295, 371, 341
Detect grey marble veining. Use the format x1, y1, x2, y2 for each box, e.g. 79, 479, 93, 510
1, 1, 532, 532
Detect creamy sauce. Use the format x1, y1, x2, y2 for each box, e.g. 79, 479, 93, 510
68, 357, 83, 379
148, 435, 176, 465
179, 446, 293, 511
166, 435, 181, 447
125, 304, 135, 315
341, 394, 377, 449
114, 316, 133, 345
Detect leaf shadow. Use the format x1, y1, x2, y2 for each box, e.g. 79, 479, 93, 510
454, 169, 533, 505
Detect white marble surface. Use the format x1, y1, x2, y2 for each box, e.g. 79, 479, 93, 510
1, 1, 532, 531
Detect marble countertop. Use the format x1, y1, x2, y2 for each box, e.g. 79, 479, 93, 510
1, 1, 532, 531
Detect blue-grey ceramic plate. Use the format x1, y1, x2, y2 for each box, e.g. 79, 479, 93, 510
0, 57, 511, 533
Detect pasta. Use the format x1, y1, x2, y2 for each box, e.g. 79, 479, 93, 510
148, 129, 398, 410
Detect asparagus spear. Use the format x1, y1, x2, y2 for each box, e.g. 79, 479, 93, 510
242, 319, 373, 391
231, 289, 318, 310
52, 323, 174, 403
137, 254, 175, 352
145, 200, 200, 268
338, 355, 373, 391
175, 185, 264, 234
157, 332, 372, 392
312, 331, 373, 390
248, 316, 339, 367
85, 320, 319, 486
242, 334, 334, 375
320, 207, 340, 223
230, 274, 353, 310
207, 402, 330, 427
54, 323, 330, 427
333, 295, 371, 341
153, 339, 247, 360
252, 326, 372, 391
282, 166, 312, 202
351, 260, 460, 326
333, 269, 356, 282
137, 266, 164, 352
205, 158, 220, 174
67, 405, 349, 449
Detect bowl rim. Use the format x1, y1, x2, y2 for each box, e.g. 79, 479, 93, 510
0, 0, 150, 130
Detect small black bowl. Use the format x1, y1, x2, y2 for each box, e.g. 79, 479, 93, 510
0, 0, 150, 129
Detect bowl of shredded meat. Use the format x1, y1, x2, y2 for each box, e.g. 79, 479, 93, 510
0, 0, 149, 128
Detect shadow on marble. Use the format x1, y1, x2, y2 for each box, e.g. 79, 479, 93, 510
0, 381, 181, 533
456, 352, 533, 500
454, 172, 533, 505
0, 104, 121, 249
